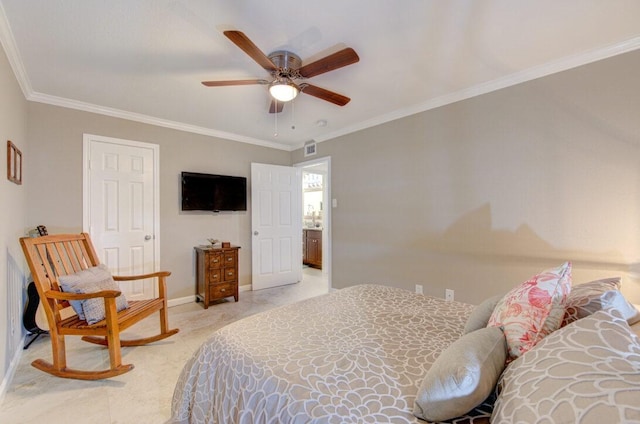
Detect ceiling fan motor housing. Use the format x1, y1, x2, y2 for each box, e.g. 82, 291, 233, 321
269, 50, 302, 78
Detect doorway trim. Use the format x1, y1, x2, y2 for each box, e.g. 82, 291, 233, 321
295, 156, 331, 290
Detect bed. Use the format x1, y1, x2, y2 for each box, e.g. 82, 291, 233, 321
169, 275, 640, 424
169, 284, 493, 423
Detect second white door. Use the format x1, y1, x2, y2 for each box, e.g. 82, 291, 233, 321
251, 162, 302, 290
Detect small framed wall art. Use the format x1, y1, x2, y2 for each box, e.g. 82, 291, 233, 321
7, 140, 22, 185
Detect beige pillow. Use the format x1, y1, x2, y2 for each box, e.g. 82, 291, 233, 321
413, 326, 507, 422
492, 309, 640, 423
563, 277, 640, 326
463, 294, 504, 334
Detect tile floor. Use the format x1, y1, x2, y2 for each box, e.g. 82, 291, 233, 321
0, 268, 328, 424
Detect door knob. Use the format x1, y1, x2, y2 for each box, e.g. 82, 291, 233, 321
254, 231, 259, 236
144, 235, 152, 241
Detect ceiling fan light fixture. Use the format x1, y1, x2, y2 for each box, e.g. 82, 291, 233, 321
269, 80, 298, 102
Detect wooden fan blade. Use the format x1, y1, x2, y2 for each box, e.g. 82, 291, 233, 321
224, 30, 277, 72
298, 47, 359, 78
269, 100, 284, 114
202, 79, 268, 87
301, 84, 350, 106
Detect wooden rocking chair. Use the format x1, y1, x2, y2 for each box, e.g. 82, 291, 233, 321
20, 233, 179, 380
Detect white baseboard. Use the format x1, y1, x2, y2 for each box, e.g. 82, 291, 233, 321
167, 295, 196, 308
167, 285, 252, 308
0, 335, 26, 407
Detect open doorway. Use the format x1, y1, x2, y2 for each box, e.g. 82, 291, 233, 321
295, 157, 330, 292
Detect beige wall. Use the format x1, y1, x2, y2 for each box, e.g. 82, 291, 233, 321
3, 45, 640, 393
293, 50, 640, 304
26, 103, 290, 300
0, 44, 28, 392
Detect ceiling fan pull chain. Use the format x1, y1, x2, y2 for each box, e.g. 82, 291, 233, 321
291, 98, 296, 130
274, 100, 278, 137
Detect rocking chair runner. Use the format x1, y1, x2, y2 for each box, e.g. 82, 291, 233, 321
20, 233, 179, 380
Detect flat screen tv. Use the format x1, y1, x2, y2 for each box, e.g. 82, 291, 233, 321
181, 172, 247, 212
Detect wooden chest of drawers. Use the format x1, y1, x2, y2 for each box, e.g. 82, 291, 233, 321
195, 246, 240, 308
303, 229, 322, 269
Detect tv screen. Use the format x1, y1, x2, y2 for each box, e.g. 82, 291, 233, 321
181, 172, 247, 211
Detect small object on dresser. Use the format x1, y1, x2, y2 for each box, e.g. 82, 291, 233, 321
207, 238, 220, 246
221, 241, 231, 248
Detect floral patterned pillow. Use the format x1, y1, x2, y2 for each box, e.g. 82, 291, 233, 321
488, 262, 571, 359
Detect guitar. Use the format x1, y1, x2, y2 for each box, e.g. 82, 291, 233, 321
22, 225, 50, 348
23, 281, 49, 332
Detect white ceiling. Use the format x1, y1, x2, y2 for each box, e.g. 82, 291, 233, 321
1, 1, 639, 151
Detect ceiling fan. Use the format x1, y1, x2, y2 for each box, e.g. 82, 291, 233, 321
202, 30, 359, 113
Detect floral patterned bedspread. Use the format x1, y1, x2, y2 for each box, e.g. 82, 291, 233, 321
169, 284, 493, 424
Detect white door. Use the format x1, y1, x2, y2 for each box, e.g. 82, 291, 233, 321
251, 163, 302, 290
83, 134, 160, 300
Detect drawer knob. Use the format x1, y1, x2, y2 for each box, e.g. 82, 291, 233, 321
220, 288, 226, 292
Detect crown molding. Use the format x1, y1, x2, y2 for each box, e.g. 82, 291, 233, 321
0, 2, 32, 98
311, 36, 640, 147
0, 4, 290, 151
4, 0, 280, 154
27, 92, 290, 150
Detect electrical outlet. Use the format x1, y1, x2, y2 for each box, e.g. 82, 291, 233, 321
415, 284, 424, 295
445, 289, 455, 302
